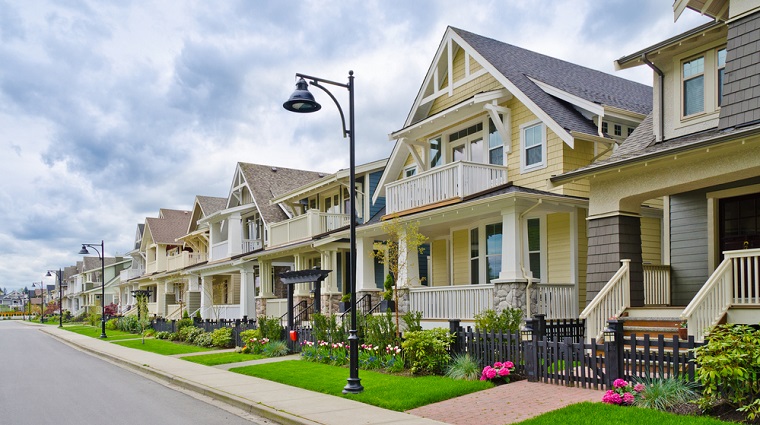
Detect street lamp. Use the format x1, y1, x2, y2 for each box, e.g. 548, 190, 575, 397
32, 281, 44, 323
284, 71, 363, 394
46, 269, 64, 328
79, 241, 107, 339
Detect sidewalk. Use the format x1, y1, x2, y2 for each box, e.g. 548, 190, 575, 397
38, 324, 604, 425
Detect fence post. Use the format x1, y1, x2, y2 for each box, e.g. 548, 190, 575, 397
533, 314, 546, 339
171, 319, 176, 333
449, 319, 461, 354
603, 319, 624, 388
522, 317, 538, 382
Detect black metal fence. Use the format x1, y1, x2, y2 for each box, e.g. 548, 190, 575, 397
151, 317, 257, 347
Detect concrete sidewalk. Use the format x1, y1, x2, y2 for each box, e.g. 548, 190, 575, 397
37, 324, 604, 425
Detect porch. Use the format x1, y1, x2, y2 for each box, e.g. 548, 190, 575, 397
166, 251, 207, 271
385, 161, 507, 214
210, 239, 263, 259
268, 210, 350, 247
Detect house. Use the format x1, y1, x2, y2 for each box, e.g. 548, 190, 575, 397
551, 0, 760, 341
367, 26, 651, 325
0, 290, 27, 310
65, 255, 130, 318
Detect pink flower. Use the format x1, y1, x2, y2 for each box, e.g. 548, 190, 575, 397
497, 367, 510, 377
613, 378, 628, 388
633, 383, 645, 393
623, 392, 635, 405
602, 391, 623, 405
503, 361, 515, 369
493, 362, 503, 368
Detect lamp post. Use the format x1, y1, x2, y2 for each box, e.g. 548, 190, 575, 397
79, 241, 107, 338
284, 71, 363, 394
46, 269, 64, 328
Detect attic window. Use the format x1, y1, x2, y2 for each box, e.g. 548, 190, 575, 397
683, 56, 705, 116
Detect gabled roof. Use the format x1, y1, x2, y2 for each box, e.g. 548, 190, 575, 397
81, 256, 122, 273
145, 209, 192, 245
237, 163, 326, 224
197, 196, 227, 217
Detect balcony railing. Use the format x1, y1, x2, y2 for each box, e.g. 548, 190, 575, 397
242, 238, 263, 253
210, 241, 228, 260
120, 268, 145, 282
269, 210, 350, 247
535, 283, 578, 319
167, 252, 207, 271
643, 264, 671, 305
409, 284, 494, 320
385, 161, 508, 214
146, 260, 158, 274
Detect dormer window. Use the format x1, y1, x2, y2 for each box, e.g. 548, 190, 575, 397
683, 55, 705, 116
680, 46, 726, 119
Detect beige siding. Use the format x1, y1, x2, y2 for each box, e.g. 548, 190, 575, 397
452, 47, 466, 82
431, 239, 449, 286
641, 216, 662, 265
547, 213, 571, 283
452, 229, 469, 285
429, 74, 502, 115
577, 209, 588, 307
559, 140, 596, 198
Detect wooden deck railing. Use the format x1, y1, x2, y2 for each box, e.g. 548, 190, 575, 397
535, 283, 578, 319
643, 264, 671, 305
409, 284, 494, 320
579, 259, 630, 342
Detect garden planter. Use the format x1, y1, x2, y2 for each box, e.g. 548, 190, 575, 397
678, 327, 688, 339
379, 300, 395, 312
339, 302, 351, 313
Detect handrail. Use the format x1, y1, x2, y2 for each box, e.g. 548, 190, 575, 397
579, 259, 631, 342
280, 300, 308, 326
339, 294, 372, 320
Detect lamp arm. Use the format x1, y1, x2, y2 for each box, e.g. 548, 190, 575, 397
309, 81, 349, 138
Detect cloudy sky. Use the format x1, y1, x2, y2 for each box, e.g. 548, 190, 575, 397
0, 0, 709, 292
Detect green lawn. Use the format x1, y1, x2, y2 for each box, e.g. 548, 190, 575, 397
63, 325, 144, 339
112, 338, 212, 355
514, 402, 732, 425
181, 352, 266, 366
230, 360, 492, 411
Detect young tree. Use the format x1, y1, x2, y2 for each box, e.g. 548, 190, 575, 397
371, 217, 428, 337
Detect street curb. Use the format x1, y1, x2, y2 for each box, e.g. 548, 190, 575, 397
45, 329, 321, 425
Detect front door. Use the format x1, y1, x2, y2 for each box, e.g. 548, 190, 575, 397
719, 192, 760, 254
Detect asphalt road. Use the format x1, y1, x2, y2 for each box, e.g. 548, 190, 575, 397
0, 320, 270, 425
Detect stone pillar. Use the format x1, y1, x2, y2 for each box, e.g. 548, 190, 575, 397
493, 281, 537, 316
586, 214, 644, 307
240, 263, 256, 319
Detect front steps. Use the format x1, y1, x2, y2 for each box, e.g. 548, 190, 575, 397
619, 307, 685, 340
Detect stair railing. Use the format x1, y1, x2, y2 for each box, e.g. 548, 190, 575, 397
280, 300, 308, 327
339, 294, 372, 321
579, 259, 631, 342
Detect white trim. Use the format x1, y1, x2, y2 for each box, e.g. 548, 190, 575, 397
520, 119, 547, 173
530, 78, 605, 117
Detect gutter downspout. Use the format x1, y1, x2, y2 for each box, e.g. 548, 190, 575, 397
518, 199, 542, 316
642, 53, 664, 142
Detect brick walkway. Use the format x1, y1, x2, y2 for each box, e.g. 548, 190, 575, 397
407, 380, 604, 424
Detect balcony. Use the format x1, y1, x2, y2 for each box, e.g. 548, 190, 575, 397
385, 161, 508, 214
242, 238, 263, 253
166, 251, 208, 271
269, 210, 350, 247
120, 268, 145, 282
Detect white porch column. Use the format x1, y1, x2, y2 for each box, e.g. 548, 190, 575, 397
188, 275, 200, 292
497, 206, 526, 283
259, 261, 274, 298
321, 250, 339, 293
293, 254, 309, 296
356, 237, 376, 291
200, 275, 212, 319
398, 229, 420, 288
155, 283, 166, 317
240, 263, 256, 318
228, 213, 243, 257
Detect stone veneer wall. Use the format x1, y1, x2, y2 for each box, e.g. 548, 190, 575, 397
494, 282, 537, 316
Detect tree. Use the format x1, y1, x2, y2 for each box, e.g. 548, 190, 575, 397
370, 217, 428, 337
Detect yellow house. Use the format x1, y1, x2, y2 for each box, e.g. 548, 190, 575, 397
369, 26, 652, 324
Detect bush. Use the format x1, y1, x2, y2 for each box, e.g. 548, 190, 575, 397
694, 324, 760, 421
312, 313, 347, 344
193, 332, 214, 347
178, 325, 203, 343
364, 311, 398, 348
239, 329, 261, 346
474, 308, 523, 333
257, 316, 284, 341
176, 317, 193, 331
143, 328, 156, 337
401, 328, 453, 375
155, 331, 171, 340
105, 318, 118, 330
211, 327, 234, 348
446, 353, 481, 381
401, 311, 423, 333
262, 340, 289, 357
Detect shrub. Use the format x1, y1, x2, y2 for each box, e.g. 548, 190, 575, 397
168, 332, 181, 341
633, 376, 699, 411
239, 329, 261, 346
312, 313, 344, 343
155, 331, 171, 340
143, 328, 156, 337
401, 328, 453, 375
262, 340, 289, 357
211, 327, 234, 348
446, 353, 481, 381
176, 317, 193, 331
401, 311, 423, 333
106, 318, 118, 330
257, 316, 284, 341
474, 308, 523, 333
193, 331, 214, 347
194, 309, 201, 319
364, 311, 398, 348
694, 324, 760, 421
178, 325, 203, 343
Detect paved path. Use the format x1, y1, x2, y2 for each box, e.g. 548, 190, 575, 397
36, 323, 606, 425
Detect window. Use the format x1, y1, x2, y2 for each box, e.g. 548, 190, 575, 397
429, 137, 442, 168
683, 56, 705, 116
488, 116, 504, 165
404, 166, 417, 178
521, 121, 546, 171
450, 122, 484, 163
627, 127, 634, 137
601, 121, 608, 134
485, 223, 502, 281
470, 228, 479, 284
717, 48, 726, 107
614, 124, 622, 136
527, 218, 541, 280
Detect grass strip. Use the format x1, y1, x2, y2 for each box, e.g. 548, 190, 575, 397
231, 360, 492, 411
63, 325, 144, 340
112, 338, 212, 355
182, 352, 265, 366
514, 402, 733, 425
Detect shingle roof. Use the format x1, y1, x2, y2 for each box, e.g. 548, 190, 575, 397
146, 209, 192, 245
238, 163, 326, 224
81, 256, 121, 272
197, 196, 227, 216
452, 27, 652, 137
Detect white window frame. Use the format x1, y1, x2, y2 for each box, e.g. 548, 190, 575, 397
520, 120, 547, 173
717, 47, 727, 107
523, 216, 547, 283
682, 54, 705, 118
404, 166, 417, 178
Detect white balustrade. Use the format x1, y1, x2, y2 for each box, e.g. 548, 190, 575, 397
265, 299, 288, 318
579, 259, 630, 342
209, 304, 240, 320
643, 264, 671, 306
146, 302, 158, 316
146, 261, 158, 274
120, 268, 145, 282
211, 241, 228, 260
242, 239, 263, 252
269, 210, 350, 247
409, 285, 494, 320
385, 161, 508, 214
167, 252, 208, 271
535, 283, 578, 319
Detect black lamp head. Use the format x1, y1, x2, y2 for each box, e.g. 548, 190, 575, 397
45, 271, 52, 277
283, 78, 321, 113
78, 245, 90, 255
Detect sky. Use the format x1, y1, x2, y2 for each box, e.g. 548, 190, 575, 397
0, 0, 710, 293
